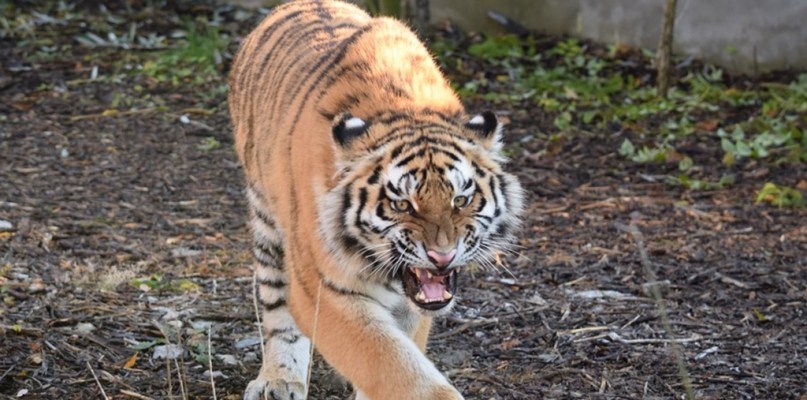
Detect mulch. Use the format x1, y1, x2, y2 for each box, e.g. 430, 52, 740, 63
1, 1, 806, 399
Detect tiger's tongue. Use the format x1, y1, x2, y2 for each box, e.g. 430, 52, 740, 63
417, 270, 446, 300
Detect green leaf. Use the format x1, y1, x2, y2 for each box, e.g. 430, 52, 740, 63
618, 139, 636, 157
721, 138, 736, 154
678, 156, 693, 171
735, 141, 752, 157
131, 340, 161, 351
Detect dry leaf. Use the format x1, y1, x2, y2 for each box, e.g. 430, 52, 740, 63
696, 119, 719, 131
563, 86, 579, 100
123, 353, 138, 369
501, 339, 522, 350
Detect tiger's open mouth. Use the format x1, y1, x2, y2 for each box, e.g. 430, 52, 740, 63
402, 267, 458, 311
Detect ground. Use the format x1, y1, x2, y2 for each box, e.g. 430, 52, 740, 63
1, 1, 806, 400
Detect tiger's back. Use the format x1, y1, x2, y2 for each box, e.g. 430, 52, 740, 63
229, 0, 464, 198
229, 1, 523, 399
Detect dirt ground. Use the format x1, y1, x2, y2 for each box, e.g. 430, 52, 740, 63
2, 2, 806, 400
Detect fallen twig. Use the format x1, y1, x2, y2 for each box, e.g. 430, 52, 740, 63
0, 324, 44, 337
207, 326, 218, 400
431, 317, 499, 340
615, 220, 695, 400
714, 272, 750, 289
120, 389, 155, 400
0, 364, 15, 384
69, 108, 158, 122
87, 361, 110, 400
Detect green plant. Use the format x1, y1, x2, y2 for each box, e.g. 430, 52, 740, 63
130, 274, 201, 292
666, 173, 735, 191
755, 183, 806, 208
718, 126, 793, 165
431, 34, 807, 173
197, 136, 220, 151
140, 20, 229, 85
618, 139, 671, 163
468, 34, 524, 59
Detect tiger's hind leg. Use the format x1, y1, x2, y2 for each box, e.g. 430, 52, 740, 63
243, 187, 311, 400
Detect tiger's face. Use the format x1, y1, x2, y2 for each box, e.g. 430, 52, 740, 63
322, 111, 523, 315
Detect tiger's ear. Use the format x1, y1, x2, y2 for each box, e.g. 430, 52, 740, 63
465, 111, 503, 151
332, 112, 371, 149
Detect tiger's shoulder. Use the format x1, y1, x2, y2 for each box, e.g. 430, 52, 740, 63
228, 0, 466, 148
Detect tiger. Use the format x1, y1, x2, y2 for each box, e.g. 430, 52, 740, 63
227, 1, 524, 399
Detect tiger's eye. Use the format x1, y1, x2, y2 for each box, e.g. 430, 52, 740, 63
453, 195, 471, 208
391, 199, 412, 213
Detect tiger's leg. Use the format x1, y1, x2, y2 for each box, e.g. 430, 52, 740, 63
352, 315, 434, 400
295, 285, 463, 400
243, 188, 311, 400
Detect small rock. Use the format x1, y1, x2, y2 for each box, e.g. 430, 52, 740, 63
152, 344, 183, 360
192, 320, 214, 332
527, 293, 547, 306
216, 354, 238, 366
234, 337, 262, 349
242, 351, 259, 364
0, 220, 13, 231
171, 248, 202, 258
695, 346, 719, 360
203, 370, 229, 379
75, 323, 96, 334
439, 349, 471, 368
155, 307, 180, 321
641, 280, 671, 298
571, 289, 631, 299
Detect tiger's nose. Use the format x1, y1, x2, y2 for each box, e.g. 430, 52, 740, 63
426, 248, 457, 268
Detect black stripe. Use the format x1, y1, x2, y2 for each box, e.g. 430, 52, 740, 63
259, 277, 286, 288
340, 184, 352, 231
253, 208, 276, 229
322, 280, 373, 301
340, 234, 362, 253
269, 327, 293, 337
386, 182, 401, 197
355, 188, 369, 235
367, 165, 382, 185
395, 148, 426, 168
256, 241, 284, 261
263, 23, 362, 113
263, 298, 287, 312
279, 334, 301, 344
286, 24, 374, 137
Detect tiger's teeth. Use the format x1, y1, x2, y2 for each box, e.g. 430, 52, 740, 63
442, 289, 453, 300
415, 290, 426, 302
426, 270, 433, 279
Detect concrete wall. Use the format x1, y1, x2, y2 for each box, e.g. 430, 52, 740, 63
226, 0, 807, 74
431, 0, 807, 74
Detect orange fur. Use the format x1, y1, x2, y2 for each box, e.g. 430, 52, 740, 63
229, 1, 523, 399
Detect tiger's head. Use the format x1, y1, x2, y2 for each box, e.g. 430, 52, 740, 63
320, 111, 524, 315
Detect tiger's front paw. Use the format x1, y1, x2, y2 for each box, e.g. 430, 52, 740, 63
243, 376, 306, 400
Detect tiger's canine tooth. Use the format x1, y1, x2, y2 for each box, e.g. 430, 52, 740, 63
426, 270, 433, 279
442, 289, 453, 300
415, 290, 426, 302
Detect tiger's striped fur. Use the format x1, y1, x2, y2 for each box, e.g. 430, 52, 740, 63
228, 1, 523, 399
